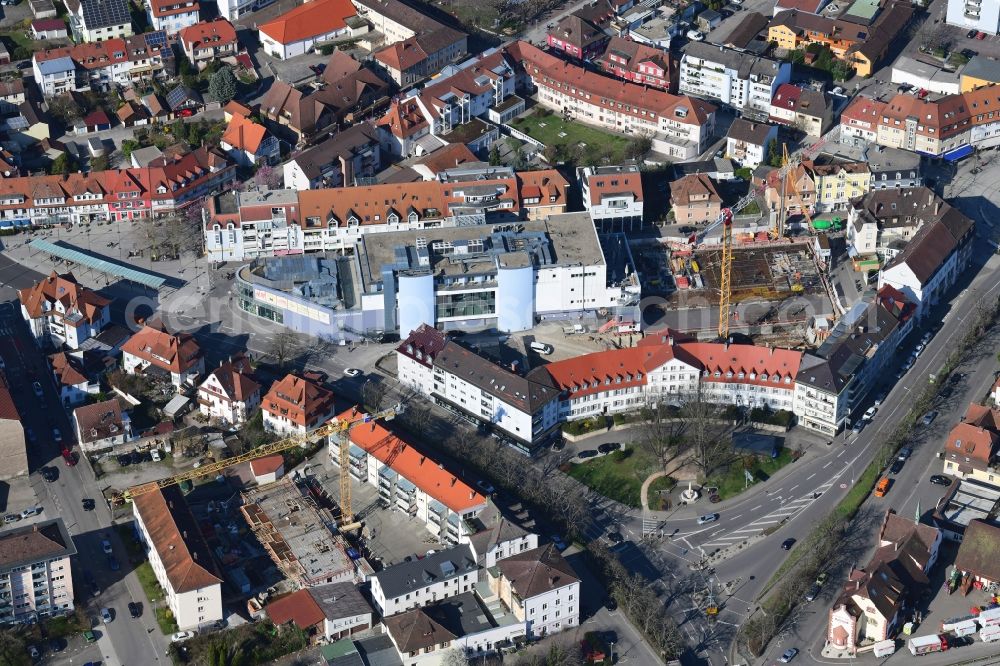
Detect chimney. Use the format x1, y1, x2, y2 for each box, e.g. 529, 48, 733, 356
934, 201, 941, 216
928, 191, 933, 206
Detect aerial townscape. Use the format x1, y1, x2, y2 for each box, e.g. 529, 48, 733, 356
4, 0, 1000, 663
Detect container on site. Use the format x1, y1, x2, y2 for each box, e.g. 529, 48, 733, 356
942, 615, 977, 632
976, 607, 1000, 627
951, 619, 978, 637
980, 625, 1000, 642
872, 640, 896, 657
908, 634, 948, 656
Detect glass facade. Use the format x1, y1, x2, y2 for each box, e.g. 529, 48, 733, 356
436, 291, 496, 319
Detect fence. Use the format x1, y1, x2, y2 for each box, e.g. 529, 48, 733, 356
500, 123, 546, 149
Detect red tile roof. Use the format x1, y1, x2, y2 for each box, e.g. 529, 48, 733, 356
121, 322, 202, 375
374, 36, 428, 72
31, 18, 66, 31
250, 454, 284, 477
180, 19, 238, 51
376, 97, 429, 139
73, 398, 125, 445
840, 95, 886, 130
222, 114, 268, 154
49, 351, 89, 387
149, 0, 198, 18
259, 0, 358, 45
584, 169, 644, 205
337, 407, 486, 512
533, 345, 684, 400
670, 173, 720, 206
395, 323, 448, 368
201, 355, 260, 402
18, 272, 109, 326
262, 373, 336, 428
517, 169, 570, 207
267, 589, 325, 629
680, 341, 802, 386
944, 422, 996, 468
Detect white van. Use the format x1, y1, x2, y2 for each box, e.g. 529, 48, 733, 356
530, 342, 554, 355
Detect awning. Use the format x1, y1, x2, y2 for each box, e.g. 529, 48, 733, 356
943, 144, 974, 162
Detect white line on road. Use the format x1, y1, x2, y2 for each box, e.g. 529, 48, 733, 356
837, 450, 845, 458
823, 461, 832, 468
807, 473, 816, 480
751, 504, 762, 511
788, 484, 798, 493
729, 513, 742, 520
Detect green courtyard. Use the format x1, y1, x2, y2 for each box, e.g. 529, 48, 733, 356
509, 109, 644, 165
567, 447, 671, 508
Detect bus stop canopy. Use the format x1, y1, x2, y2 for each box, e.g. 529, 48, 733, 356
28, 238, 167, 289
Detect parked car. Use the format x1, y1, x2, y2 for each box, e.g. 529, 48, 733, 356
605, 531, 625, 546
889, 459, 904, 475
474, 480, 496, 495
978, 31, 988, 39
530, 341, 553, 355
930, 474, 951, 486
20, 506, 41, 519
781, 538, 795, 550
851, 421, 865, 435
27, 645, 39, 660
101, 539, 112, 554
686, 29, 705, 40
100, 608, 113, 624
107, 556, 120, 571
551, 535, 567, 551
3, 514, 20, 524
62, 448, 76, 466
171, 631, 195, 643
82, 498, 95, 511
52, 428, 62, 443
25, 428, 36, 443
969, 28, 979, 38
863, 406, 877, 420
598, 442, 622, 454
128, 602, 142, 619
698, 513, 719, 525
898, 446, 912, 460
150, 449, 162, 462
32, 381, 43, 398
577, 449, 598, 459
779, 647, 799, 663
922, 410, 938, 426
344, 368, 361, 377
805, 583, 821, 601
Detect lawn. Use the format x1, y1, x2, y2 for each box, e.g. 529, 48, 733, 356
703, 449, 796, 500
135, 561, 165, 604
155, 606, 178, 635
647, 476, 676, 509
509, 110, 633, 164
566, 447, 663, 508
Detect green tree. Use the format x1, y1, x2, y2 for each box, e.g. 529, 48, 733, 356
121, 139, 139, 159
766, 139, 782, 167
489, 145, 502, 166
49, 152, 75, 175
90, 155, 109, 172
208, 67, 238, 103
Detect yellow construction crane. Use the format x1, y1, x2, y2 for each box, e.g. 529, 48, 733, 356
717, 208, 734, 340
779, 143, 814, 236
116, 404, 402, 532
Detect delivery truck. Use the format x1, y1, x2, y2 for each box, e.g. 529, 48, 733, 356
908, 634, 949, 656
872, 640, 896, 657
951, 619, 978, 637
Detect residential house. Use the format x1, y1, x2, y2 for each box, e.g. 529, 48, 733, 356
0, 79, 26, 114
947, 0, 1000, 36
466, 506, 539, 569
960, 55, 1000, 92
258, 0, 363, 60
30, 0, 57, 18
725, 119, 778, 169
0, 520, 76, 624
179, 19, 238, 69
66, 0, 134, 43
546, 13, 609, 61
764, 163, 816, 217
141, 93, 170, 123
804, 160, 870, 212
577, 163, 645, 232
515, 169, 569, 221
769, 84, 833, 137
132, 486, 224, 630
31, 18, 68, 39
847, 188, 945, 258
488, 543, 580, 637
120, 321, 205, 387
18, 272, 110, 349
954, 520, 1000, 587
840, 95, 887, 147
196, 355, 260, 426
145, 0, 200, 33
595, 36, 673, 91
941, 403, 1000, 483
165, 85, 202, 114
878, 193, 975, 318
215, 0, 271, 21
827, 511, 940, 655
511, 41, 716, 160
249, 454, 284, 484
267, 583, 373, 641
330, 407, 487, 545
282, 123, 381, 190
670, 173, 722, 224
678, 42, 790, 119
353, 0, 468, 87
32, 56, 75, 97
117, 100, 150, 126
220, 113, 279, 167
49, 350, 101, 406
261, 372, 337, 435
723, 11, 770, 50
72, 398, 131, 452
0, 372, 27, 479
866, 146, 922, 190
369, 544, 479, 616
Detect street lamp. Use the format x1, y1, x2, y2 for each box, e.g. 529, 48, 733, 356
609, 640, 615, 664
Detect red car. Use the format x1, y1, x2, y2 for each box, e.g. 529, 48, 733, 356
61, 448, 76, 466
977, 31, 987, 40
176, 108, 195, 118
918, 88, 929, 99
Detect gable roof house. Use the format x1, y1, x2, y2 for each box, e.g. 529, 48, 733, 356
670, 173, 722, 224
546, 13, 609, 61
259, 0, 364, 61
769, 83, 834, 137
725, 118, 778, 169
261, 372, 337, 435
197, 354, 260, 426
827, 511, 940, 654
955, 520, 1000, 587
594, 36, 673, 92
220, 113, 279, 167
120, 321, 205, 387
940, 404, 1000, 484
66, 0, 133, 43
18, 271, 111, 350
489, 543, 581, 637
49, 350, 102, 406
369, 544, 479, 616
145, 0, 199, 33
72, 397, 131, 451
132, 486, 223, 630
179, 19, 238, 68
282, 122, 381, 190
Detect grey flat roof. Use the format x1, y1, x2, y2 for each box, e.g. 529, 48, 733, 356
962, 56, 1000, 84
371, 544, 477, 600
310, 581, 372, 621
941, 479, 1000, 528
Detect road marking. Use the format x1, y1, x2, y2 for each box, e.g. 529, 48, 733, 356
807, 473, 816, 480
837, 450, 845, 458
729, 513, 742, 521
751, 504, 762, 511
788, 484, 798, 493
823, 461, 832, 468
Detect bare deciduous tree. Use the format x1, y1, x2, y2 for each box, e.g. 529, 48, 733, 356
362, 378, 390, 412
269, 330, 300, 369
680, 388, 733, 478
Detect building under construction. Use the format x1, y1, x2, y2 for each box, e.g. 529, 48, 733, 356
241, 477, 372, 587
693, 242, 824, 302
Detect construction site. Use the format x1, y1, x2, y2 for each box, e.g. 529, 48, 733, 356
692, 242, 825, 301
240, 476, 373, 588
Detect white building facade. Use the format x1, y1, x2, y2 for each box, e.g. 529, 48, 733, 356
369, 544, 479, 616
0, 520, 76, 624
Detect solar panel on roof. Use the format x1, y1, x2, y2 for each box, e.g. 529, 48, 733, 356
145, 31, 167, 49
81, 0, 130, 28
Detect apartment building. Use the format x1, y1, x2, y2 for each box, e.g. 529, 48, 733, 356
0, 372, 28, 480
121, 321, 204, 387
369, 544, 479, 616
577, 164, 645, 232
546, 13, 608, 61
282, 122, 381, 190
178, 19, 238, 69
72, 398, 131, 452
133, 486, 223, 631
18, 272, 110, 349
49, 351, 101, 406
725, 119, 777, 169
805, 160, 870, 212
33, 31, 173, 97
941, 403, 1000, 483
261, 372, 337, 435
769, 84, 833, 137
353, 0, 467, 86
67, 0, 134, 42
330, 407, 487, 545
866, 147, 922, 190
946, 0, 1000, 35
220, 113, 279, 167
0, 520, 76, 624
764, 164, 817, 217
512, 41, 716, 160
216, 0, 274, 20
595, 36, 672, 91
839, 96, 887, 147
145, 0, 199, 33
196, 355, 260, 426
488, 543, 580, 638
679, 43, 790, 118
670, 173, 722, 224
847, 188, 944, 257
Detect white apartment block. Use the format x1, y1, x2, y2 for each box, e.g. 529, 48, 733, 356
369, 544, 479, 617
0, 520, 76, 624
196, 357, 260, 426
18, 272, 110, 350
133, 487, 223, 631
216, 0, 272, 20
489, 544, 580, 638
146, 0, 200, 33
947, 0, 1000, 35
577, 164, 645, 233
679, 43, 790, 118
